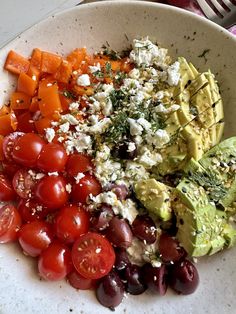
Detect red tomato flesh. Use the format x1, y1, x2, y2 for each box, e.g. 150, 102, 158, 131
72, 232, 115, 280
66, 153, 93, 177
71, 174, 101, 204
0, 173, 16, 201
12, 133, 45, 167
67, 269, 97, 290
55, 205, 89, 244
38, 241, 72, 281
0, 204, 22, 243
18, 220, 54, 257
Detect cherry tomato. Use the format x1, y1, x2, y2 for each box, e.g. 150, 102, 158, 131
17, 199, 49, 222
66, 153, 93, 177
0, 204, 22, 243
34, 175, 69, 210
18, 220, 54, 257
72, 232, 115, 280
2, 132, 24, 161
12, 169, 36, 199
37, 143, 68, 173
55, 205, 89, 244
0, 173, 16, 201
71, 174, 101, 204
1, 161, 20, 179
12, 133, 45, 167
38, 241, 72, 281
67, 269, 97, 290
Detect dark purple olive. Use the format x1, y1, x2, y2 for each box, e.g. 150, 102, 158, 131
142, 263, 168, 295
169, 259, 199, 295
90, 204, 114, 231
109, 184, 129, 200
106, 217, 133, 248
125, 264, 146, 295
96, 270, 125, 309
115, 248, 131, 271
113, 141, 137, 160
159, 233, 187, 263
132, 215, 157, 244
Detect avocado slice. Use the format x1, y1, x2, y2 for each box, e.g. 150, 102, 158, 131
134, 179, 172, 221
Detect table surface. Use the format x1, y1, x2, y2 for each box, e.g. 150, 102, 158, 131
0, 0, 85, 47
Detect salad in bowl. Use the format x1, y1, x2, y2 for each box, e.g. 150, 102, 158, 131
1, 35, 236, 310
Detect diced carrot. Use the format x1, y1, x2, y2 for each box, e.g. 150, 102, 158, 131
17, 72, 37, 96
27, 66, 40, 84
53, 60, 72, 84
110, 60, 121, 71
0, 135, 4, 161
59, 93, 73, 112
0, 114, 13, 136
34, 117, 52, 134
0, 105, 10, 116
41, 51, 62, 74
10, 92, 31, 110
104, 77, 113, 84
10, 110, 18, 131
30, 48, 42, 71
29, 96, 40, 112
38, 80, 62, 117
73, 85, 94, 96
4, 50, 30, 75
120, 58, 134, 73
67, 48, 87, 70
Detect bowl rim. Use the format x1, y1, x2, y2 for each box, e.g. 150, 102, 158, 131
1, 0, 236, 51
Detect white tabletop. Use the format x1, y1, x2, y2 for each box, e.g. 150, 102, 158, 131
0, 0, 82, 47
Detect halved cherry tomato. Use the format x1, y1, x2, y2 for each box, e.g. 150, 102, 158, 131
34, 175, 68, 210
12, 133, 46, 167
17, 199, 49, 222
0, 173, 16, 201
38, 241, 72, 281
2, 131, 24, 161
18, 220, 54, 257
71, 174, 101, 204
67, 269, 97, 290
0, 204, 22, 243
55, 205, 89, 244
1, 161, 20, 179
37, 143, 68, 173
66, 153, 93, 177
71, 232, 115, 280
12, 169, 36, 199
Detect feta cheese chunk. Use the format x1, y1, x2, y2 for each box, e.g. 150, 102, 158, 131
45, 128, 55, 143
77, 74, 90, 86
167, 61, 180, 86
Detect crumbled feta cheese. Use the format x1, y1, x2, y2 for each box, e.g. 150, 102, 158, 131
74, 172, 85, 183
117, 198, 138, 224
138, 146, 163, 168
146, 129, 170, 148
89, 63, 101, 73
65, 183, 72, 193
59, 122, 70, 133
35, 173, 45, 180
69, 102, 80, 111
61, 114, 79, 125
155, 103, 180, 115
89, 118, 111, 134
137, 117, 151, 130
45, 128, 55, 143
125, 161, 150, 184
130, 38, 167, 67
167, 61, 180, 86
76, 134, 92, 152
48, 172, 58, 176
128, 118, 143, 136
77, 74, 90, 86
128, 68, 140, 79
127, 142, 136, 152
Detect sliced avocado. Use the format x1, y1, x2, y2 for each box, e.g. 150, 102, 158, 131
199, 137, 236, 207
222, 224, 236, 248
215, 121, 224, 143
187, 73, 208, 97
165, 111, 182, 136
181, 125, 204, 160
209, 236, 225, 255
134, 179, 172, 221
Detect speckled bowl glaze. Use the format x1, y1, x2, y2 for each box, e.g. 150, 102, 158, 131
0, 2, 236, 314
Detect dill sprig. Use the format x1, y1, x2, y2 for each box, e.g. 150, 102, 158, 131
103, 112, 129, 144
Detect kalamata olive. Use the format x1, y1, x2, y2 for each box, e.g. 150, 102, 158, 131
115, 248, 130, 271
159, 233, 186, 263
106, 183, 129, 200
90, 205, 114, 231
124, 264, 146, 295
132, 215, 157, 244
96, 270, 125, 310
169, 259, 199, 295
112, 141, 137, 160
106, 217, 133, 248
142, 263, 168, 295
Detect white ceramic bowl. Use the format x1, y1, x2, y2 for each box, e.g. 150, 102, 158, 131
0, 2, 236, 314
